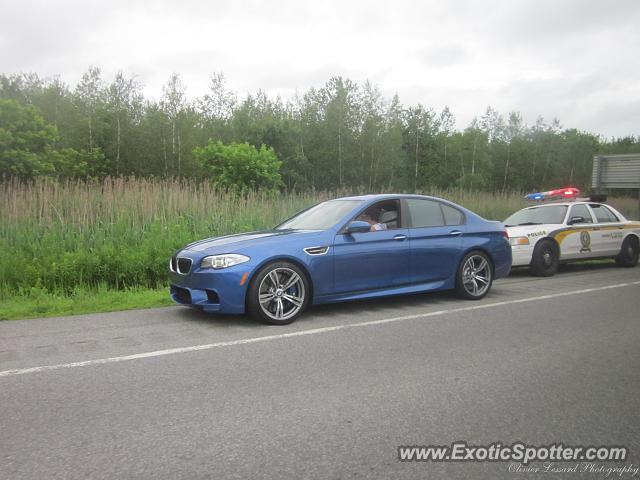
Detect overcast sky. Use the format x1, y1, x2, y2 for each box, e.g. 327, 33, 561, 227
1, 0, 639, 138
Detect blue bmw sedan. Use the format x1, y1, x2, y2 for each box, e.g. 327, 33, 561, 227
169, 194, 512, 324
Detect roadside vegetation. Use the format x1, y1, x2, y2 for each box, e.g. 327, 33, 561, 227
0, 285, 172, 321
1, 178, 638, 320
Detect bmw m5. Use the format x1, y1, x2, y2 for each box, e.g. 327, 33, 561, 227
169, 194, 512, 324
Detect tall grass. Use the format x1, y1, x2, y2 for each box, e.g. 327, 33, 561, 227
1, 178, 637, 296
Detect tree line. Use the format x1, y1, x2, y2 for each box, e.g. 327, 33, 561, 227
1, 68, 638, 192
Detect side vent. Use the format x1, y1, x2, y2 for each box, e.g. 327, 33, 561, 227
304, 246, 330, 256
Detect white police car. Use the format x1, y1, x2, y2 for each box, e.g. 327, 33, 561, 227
504, 188, 640, 276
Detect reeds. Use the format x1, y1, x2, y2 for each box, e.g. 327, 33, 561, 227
1, 178, 637, 295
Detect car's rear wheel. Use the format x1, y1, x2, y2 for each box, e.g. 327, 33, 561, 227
247, 261, 310, 325
530, 239, 559, 276
455, 251, 493, 300
615, 236, 639, 268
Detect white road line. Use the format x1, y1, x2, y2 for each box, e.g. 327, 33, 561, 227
1, 280, 639, 378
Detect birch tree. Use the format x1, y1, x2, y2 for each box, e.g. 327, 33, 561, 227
161, 73, 187, 176
75, 66, 104, 150
107, 71, 142, 175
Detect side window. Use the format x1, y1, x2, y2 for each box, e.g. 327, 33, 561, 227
354, 200, 401, 231
569, 204, 593, 224
591, 204, 619, 223
407, 199, 445, 228
442, 204, 464, 226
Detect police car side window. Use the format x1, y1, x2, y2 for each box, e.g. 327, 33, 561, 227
591, 204, 619, 223
570, 205, 592, 224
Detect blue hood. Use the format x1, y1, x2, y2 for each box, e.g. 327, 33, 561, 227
181, 229, 329, 256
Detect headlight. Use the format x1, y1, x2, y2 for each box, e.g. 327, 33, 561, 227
201, 254, 250, 269
509, 236, 530, 246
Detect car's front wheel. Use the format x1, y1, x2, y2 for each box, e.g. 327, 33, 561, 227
455, 251, 493, 300
247, 261, 310, 325
615, 236, 639, 268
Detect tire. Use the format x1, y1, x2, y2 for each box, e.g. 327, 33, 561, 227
530, 239, 559, 277
615, 236, 639, 268
247, 261, 311, 325
455, 251, 493, 300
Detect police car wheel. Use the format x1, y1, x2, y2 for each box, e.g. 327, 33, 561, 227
615, 236, 639, 268
455, 251, 493, 300
530, 239, 559, 277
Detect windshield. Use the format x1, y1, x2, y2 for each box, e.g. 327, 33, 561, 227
504, 205, 568, 226
276, 199, 363, 230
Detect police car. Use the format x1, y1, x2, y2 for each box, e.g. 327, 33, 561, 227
504, 188, 640, 276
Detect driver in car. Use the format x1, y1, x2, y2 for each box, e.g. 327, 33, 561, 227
357, 211, 388, 231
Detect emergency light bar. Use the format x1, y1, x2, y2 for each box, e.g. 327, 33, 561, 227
525, 187, 581, 201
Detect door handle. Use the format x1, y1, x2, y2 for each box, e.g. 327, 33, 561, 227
393, 234, 407, 241
449, 230, 463, 236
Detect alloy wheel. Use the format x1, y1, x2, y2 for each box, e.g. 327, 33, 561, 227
258, 267, 306, 321
462, 254, 491, 297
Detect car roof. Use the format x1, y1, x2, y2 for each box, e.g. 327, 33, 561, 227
334, 193, 451, 201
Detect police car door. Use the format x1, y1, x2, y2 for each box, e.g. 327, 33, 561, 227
561, 204, 597, 260
589, 204, 625, 256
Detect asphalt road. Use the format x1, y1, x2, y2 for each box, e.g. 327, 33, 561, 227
1, 263, 640, 479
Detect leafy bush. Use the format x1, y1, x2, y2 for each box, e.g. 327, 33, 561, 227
194, 141, 283, 191
0, 99, 60, 177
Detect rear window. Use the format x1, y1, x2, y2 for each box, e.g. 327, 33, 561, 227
407, 199, 445, 227
442, 204, 464, 226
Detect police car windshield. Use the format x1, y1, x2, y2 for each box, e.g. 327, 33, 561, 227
504, 205, 568, 226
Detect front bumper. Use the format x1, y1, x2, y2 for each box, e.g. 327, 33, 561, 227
169, 267, 251, 314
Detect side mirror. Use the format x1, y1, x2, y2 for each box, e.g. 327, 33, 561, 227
568, 216, 585, 225
345, 220, 371, 234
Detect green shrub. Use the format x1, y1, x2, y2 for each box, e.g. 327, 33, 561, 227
194, 141, 283, 191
